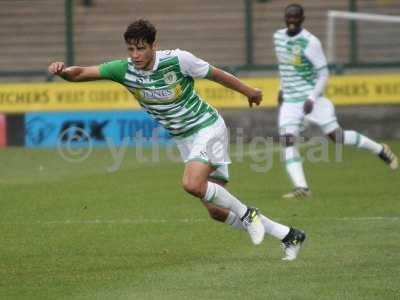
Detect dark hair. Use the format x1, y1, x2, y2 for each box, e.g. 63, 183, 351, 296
123, 19, 157, 44
285, 3, 304, 15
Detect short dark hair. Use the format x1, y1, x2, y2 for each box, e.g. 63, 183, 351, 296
123, 19, 157, 44
285, 3, 304, 15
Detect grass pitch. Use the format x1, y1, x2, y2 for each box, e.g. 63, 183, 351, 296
0, 142, 399, 299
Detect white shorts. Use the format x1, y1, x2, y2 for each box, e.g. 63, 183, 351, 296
278, 97, 339, 136
174, 116, 231, 182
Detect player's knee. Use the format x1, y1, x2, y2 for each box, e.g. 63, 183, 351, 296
280, 134, 295, 147
327, 133, 336, 143
182, 178, 205, 198
209, 178, 227, 187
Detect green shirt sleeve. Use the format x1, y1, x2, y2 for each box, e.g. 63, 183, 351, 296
99, 59, 129, 84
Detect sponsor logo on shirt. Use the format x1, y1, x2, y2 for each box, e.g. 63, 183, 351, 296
141, 89, 176, 100
133, 85, 183, 102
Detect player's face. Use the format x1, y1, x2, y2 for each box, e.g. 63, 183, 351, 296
285, 7, 304, 35
127, 39, 156, 70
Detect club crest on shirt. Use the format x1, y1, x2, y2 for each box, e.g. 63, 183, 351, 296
291, 45, 303, 65
292, 45, 302, 55
292, 45, 302, 65
163, 71, 177, 84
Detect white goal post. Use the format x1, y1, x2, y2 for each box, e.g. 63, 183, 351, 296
326, 11, 400, 64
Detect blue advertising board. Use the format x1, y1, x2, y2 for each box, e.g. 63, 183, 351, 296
25, 111, 171, 148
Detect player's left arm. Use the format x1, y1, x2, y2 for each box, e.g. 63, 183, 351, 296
207, 67, 262, 107
303, 38, 330, 114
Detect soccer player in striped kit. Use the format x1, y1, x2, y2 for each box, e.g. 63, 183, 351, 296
274, 4, 398, 198
48, 19, 306, 260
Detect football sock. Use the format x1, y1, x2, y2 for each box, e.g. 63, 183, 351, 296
225, 211, 290, 239
203, 182, 247, 218
344, 130, 383, 154
260, 215, 290, 240
225, 211, 243, 230
284, 146, 308, 188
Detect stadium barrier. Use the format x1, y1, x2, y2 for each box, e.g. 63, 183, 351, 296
0, 114, 6, 147
1, 74, 400, 113
0, 111, 171, 148
1, 73, 400, 148
25, 111, 171, 148
0, 114, 25, 147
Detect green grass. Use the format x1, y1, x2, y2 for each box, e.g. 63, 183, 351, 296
1, 142, 399, 299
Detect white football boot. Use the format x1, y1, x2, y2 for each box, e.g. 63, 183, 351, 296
281, 227, 306, 261
240, 207, 265, 245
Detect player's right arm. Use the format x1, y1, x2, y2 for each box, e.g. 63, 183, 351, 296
302, 36, 329, 114
277, 90, 283, 106
176, 49, 262, 107
207, 67, 262, 107
277, 80, 283, 106
48, 62, 102, 82
273, 31, 284, 107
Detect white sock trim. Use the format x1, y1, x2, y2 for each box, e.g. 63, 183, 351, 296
224, 212, 291, 238
344, 130, 383, 154
205, 182, 247, 218
343, 130, 358, 146
260, 215, 290, 240
284, 146, 308, 189
202, 182, 216, 203
224, 211, 237, 225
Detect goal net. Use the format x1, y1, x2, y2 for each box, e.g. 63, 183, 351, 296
326, 11, 400, 65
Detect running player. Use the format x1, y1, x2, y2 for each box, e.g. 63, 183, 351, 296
274, 4, 398, 198
49, 19, 306, 260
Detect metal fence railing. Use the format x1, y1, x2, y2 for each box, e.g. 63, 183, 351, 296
1, 0, 400, 81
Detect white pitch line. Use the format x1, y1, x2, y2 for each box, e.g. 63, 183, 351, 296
0, 218, 209, 226
0, 216, 398, 226
329, 216, 400, 221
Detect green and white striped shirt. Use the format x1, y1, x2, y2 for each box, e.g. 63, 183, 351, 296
274, 28, 328, 103
99, 49, 218, 138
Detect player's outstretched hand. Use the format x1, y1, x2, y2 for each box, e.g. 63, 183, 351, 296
303, 99, 314, 114
248, 88, 263, 107
48, 62, 65, 76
